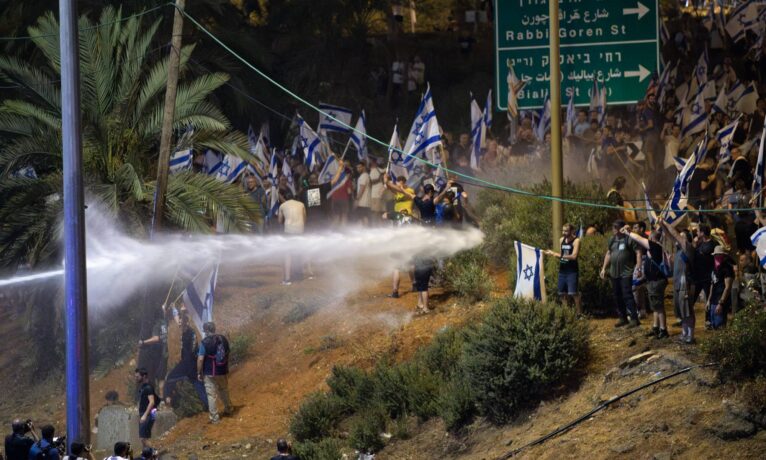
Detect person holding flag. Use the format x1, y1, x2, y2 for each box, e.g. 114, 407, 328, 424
543, 223, 582, 315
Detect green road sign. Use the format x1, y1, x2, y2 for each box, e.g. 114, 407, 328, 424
495, 0, 660, 110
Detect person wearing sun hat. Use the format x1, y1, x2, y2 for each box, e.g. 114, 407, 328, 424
706, 245, 735, 330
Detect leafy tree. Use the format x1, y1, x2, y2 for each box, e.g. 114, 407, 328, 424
0, 6, 259, 269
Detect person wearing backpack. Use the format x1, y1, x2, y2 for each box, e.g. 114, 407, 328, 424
623, 225, 670, 339
133, 368, 157, 449
27, 425, 59, 460
197, 322, 232, 424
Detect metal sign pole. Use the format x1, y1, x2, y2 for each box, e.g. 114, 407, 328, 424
550, 0, 563, 245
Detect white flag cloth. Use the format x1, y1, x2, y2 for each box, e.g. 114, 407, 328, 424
716, 117, 740, 165
535, 94, 551, 141
470, 97, 485, 170
681, 87, 707, 138
217, 154, 247, 184
735, 82, 759, 114
248, 125, 269, 173
387, 124, 408, 181
751, 227, 766, 267
507, 63, 524, 119
350, 110, 368, 161
404, 84, 443, 164
513, 241, 546, 302
297, 114, 322, 172
182, 263, 219, 334
319, 155, 339, 185
726, 1, 761, 43
483, 89, 493, 132
318, 102, 353, 134
752, 114, 766, 206
598, 83, 607, 127
203, 150, 223, 176
282, 157, 296, 195
169, 148, 192, 174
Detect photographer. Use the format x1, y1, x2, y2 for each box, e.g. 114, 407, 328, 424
4, 419, 37, 460
28, 425, 60, 460
104, 442, 132, 460
63, 442, 94, 460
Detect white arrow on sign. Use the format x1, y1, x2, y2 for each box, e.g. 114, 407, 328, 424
623, 65, 651, 82
623, 2, 650, 20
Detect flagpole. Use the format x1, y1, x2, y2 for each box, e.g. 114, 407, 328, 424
340, 137, 353, 161
549, 0, 564, 245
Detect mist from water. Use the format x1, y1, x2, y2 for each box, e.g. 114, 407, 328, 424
0, 209, 484, 313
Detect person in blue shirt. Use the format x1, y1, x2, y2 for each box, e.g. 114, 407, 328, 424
27, 425, 59, 460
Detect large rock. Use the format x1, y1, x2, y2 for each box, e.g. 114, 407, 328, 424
96, 405, 177, 449
708, 412, 757, 440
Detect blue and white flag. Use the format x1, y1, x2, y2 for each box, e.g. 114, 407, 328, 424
170, 148, 193, 174
319, 155, 338, 185
203, 150, 223, 176
681, 87, 707, 138
663, 135, 707, 226
726, 80, 746, 112
712, 86, 728, 115
350, 110, 368, 161
470, 96, 485, 170
507, 62, 525, 119
328, 168, 349, 198
735, 82, 759, 114
217, 154, 247, 184
483, 89, 493, 131
248, 125, 269, 173
535, 94, 551, 141
387, 124, 408, 182
282, 157, 296, 195
11, 166, 38, 179
752, 115, 766, 207
318, 102, 353, 134
182, 263, 219, 334
589, 79, 599, 115
430, 148, 448, 192
693, 48, 709, 88
267, 152, 280, 218
565, 89, 576, 137
716, 116, 740, 166
404, 84, 443, 163
598, 84, 607, 127
642, 181, 657, 226
513, 241, 546, 302
751, 227, 766, 267
726, 1, 761, 43
297, 114, 322, 172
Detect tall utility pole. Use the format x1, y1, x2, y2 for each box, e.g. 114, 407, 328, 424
153, 0, 187, 233
59, 0, 90, 449
549, 0, 563, 245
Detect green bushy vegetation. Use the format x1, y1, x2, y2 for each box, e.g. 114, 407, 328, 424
290, 296, 590, 451
443, 248, 494, 302
228, 333, 254, 366
703, 305, 766, 381
292, 438, 344, 460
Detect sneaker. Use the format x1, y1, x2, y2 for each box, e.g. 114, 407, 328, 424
281, 280, 292, 286
614, 318, 629, 328
628, 318, 641, 328
684, 336, 696, 345
656, 329, 670, 339
413, 307, 428, 316
387, 291, 399, 299
645, 326, 660, 337
676, 335, 688, 344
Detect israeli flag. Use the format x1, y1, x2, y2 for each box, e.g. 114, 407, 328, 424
565, 89, 576, 137
470, 96, 485, 170
598, 84, 607, 127
642, 182, 657, 226
726, 1, 760, 43
716, 116, 740, 165
681, 87, 707, 138
674, 155, 687, 172
182, 263, 219, 334
217, 154, 247, 184
507, 62, 525, 119
297, 114, 322, 172
663, 135, 706, 226
11, 166, 38, 179
535, 94, 551, 141
693, 48, 709, 88
589, 79, 599, 115
387, 124, 408, 182
751, 227, 766, 267
513, 241, 546, 302
350, 111, 368, 161
734, 82, 759, 114
430, 148, 448, 192
712, 86, 728, 115
170, 148, 193, 174
328, 167, 349, 198
282, 157, 296, 195
318, 102, 353, 134
203, 150, 223, 176
319, 155, 339, 185
403, 84, 443, 163
483, 89, 493, 131
752, 116, 766, 207
248, 125, 269, 173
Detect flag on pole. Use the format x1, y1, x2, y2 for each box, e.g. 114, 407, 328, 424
726, 1, 761, 43
483, 89, 493, 132
387, 124, 408, 181
751, 227, 766, 267
716, 116, 740, 166
319, 155, 339, 185
535, 94, 551, 141
712, 85, 728, 115
513, 241, 546, 302
217, 154, 247, 184
752, 114, 766, 207
349, 110, 368, 161
267, 152, 280, 218
318, 102, 353, 134
507, 61, 525, 119
693, 48, 709, 88
598, 84, 607, 127
203, 150, 223, 176
328, 165, 349, 198
430, 148, 448, 191
182, 263, 219, 334
565, 89, 576, 137
470, 95, 486, 170
248, 125, 269, 172
663, 135, 707, 226
297, 114, 322, 172
681, 87, 707, 138
403, 84, 443, 163
282, 157, 296, 195
735, 82, 759, 114
642, 182, 657, 226
169, 148, 192, 174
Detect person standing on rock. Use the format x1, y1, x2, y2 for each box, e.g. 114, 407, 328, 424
197, 322, 232, 424
600, 220, 643, 328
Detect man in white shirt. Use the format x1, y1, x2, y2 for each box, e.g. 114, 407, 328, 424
355, 162, 372, 226
369, 158, 386, 218
278, 192, 307, 285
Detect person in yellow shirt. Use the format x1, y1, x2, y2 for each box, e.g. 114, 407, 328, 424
384, 174, 415, 214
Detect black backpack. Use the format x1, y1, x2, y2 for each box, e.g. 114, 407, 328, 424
31, 440, 54, 460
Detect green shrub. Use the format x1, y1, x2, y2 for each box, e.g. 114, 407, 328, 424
703, 305, 766, 381
326, 365, 376, 413
348, 407, 387, 453
371, 361, 441, 420
444, 249, 494, 302
371, 362, 410, 419
283, 301, 318, 324
228, 333, 253, 366
415, 327, 466, 380
172, 380, 205, 418
438, 376, 476, 431
292, 438, 344, 460
289, 392, 346, 442
460, 296, 589, 424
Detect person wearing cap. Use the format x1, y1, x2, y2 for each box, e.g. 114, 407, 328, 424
706, 245, 734, 330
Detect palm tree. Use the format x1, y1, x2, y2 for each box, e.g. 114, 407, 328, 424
0, 6, 260, 270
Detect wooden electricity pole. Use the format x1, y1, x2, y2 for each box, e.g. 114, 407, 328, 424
549, 0, 563, 246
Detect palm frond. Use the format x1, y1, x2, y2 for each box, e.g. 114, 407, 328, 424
0, 56, 61, 110
132, 44, 196, 126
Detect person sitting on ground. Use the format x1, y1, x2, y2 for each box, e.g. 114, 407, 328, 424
600, 219, 643, 328
270, 438, 298, 460
544, 223, 582, 314
28, 425, 60, 460
104, 442, 132, 460
63, 442, 94, 460
5, 419, 37, 460
623, 225, 670, 339
706, 245, 735, 330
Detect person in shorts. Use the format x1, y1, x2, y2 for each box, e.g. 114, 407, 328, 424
412, 254, 435, 315
544, 223, 581, 314
624, 225, 670, 339
134, 368, 157, 449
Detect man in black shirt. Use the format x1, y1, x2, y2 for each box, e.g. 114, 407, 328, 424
4, 419, 37, 460
706, 246, 734, 329
691, 223, 716, 314
163, 309, 208, 411
413, 184, 436, 225
270, 438, 298, 460
134, 368, 157, 449
301, 173, 332, 231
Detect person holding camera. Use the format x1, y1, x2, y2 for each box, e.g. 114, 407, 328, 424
28, 425, 60, 460
63, 442, 94, 460
103, 442, 132, 460
4, 419, 37, 460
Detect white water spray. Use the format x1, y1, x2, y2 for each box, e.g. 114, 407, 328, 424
0, 210, 484, 311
